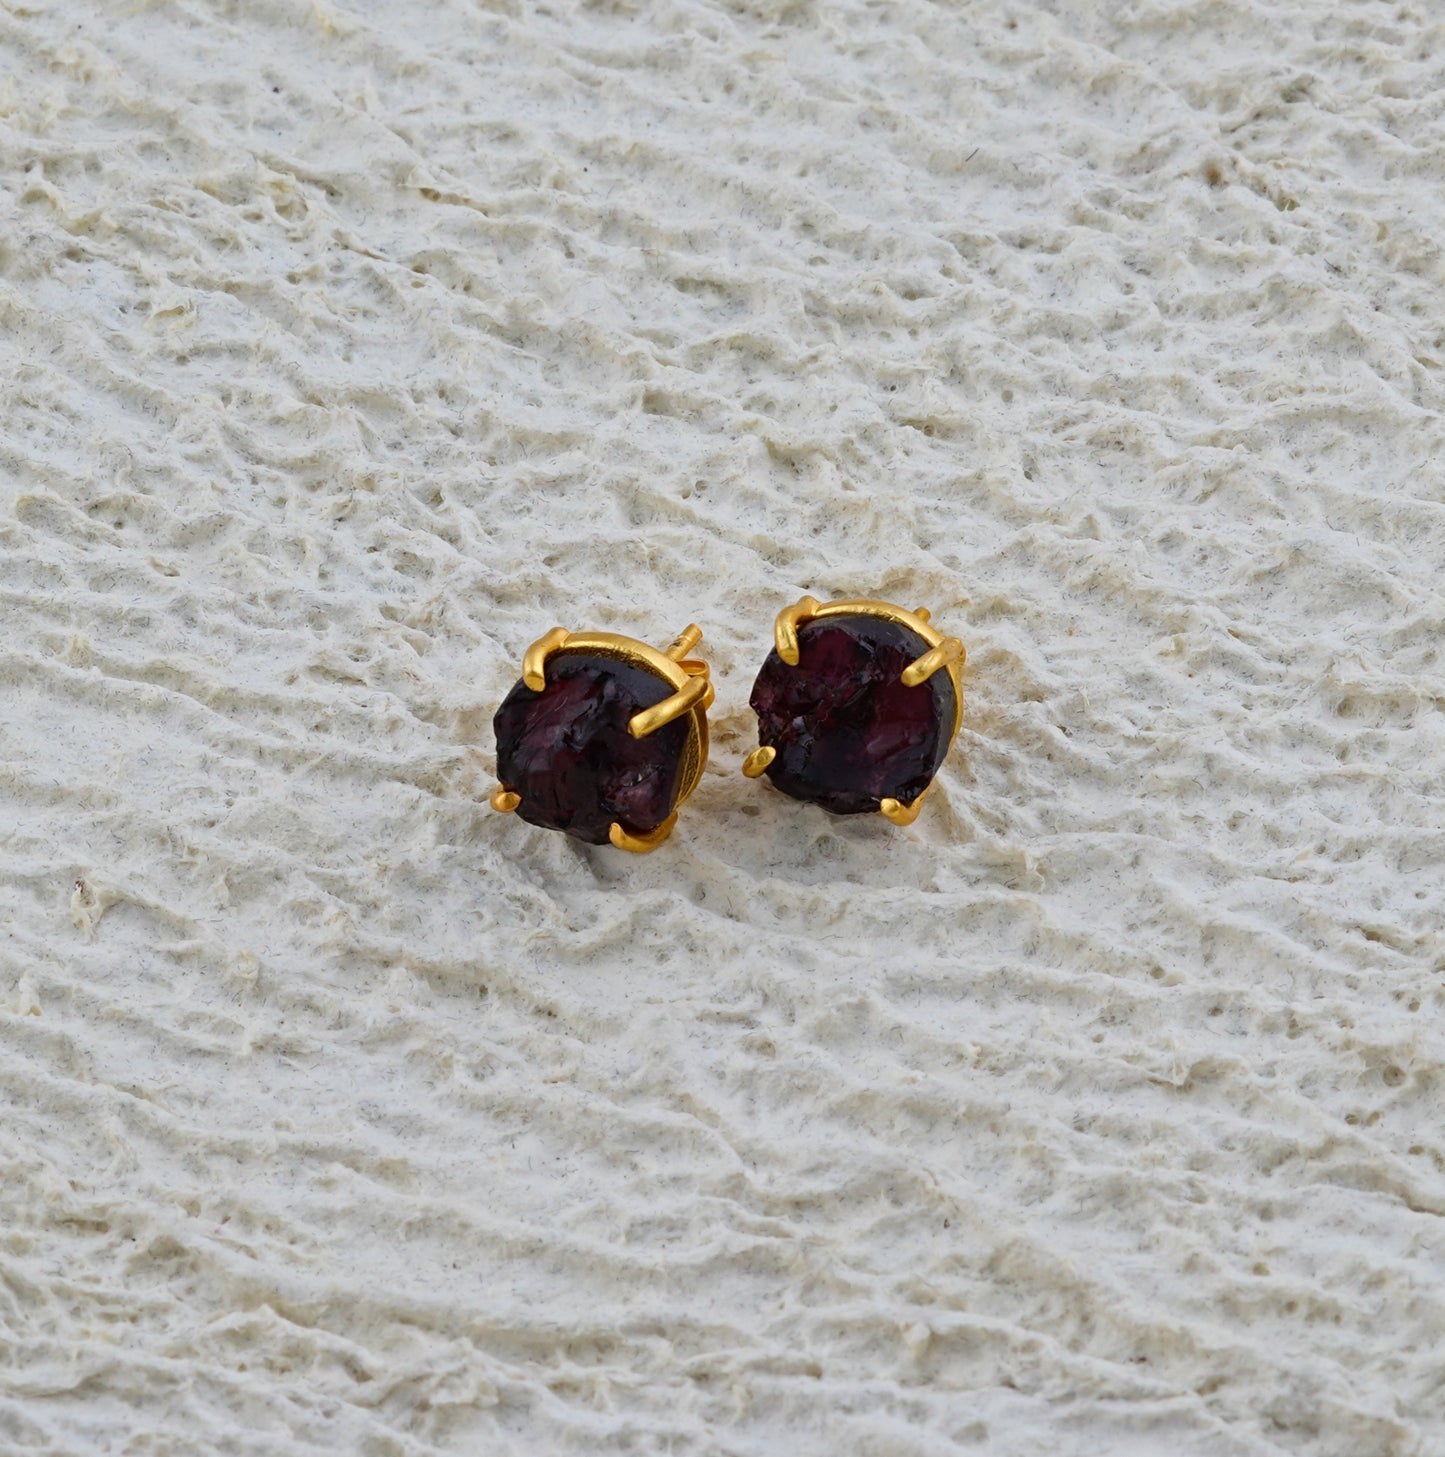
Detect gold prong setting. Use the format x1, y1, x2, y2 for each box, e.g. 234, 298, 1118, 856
492, 624, 711, 850
742, 745, 776, 778
879, 785, 931, 827
901, 635, 965, 689
522, 626, 570, 692
628, 666, 711, 739
773, 595, 820, 667
608, 813, 678, 853
746, 596, 963, 828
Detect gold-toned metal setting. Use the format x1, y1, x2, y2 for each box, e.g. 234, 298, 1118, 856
742, 745, 776, 778
609, 813, 678, 853
492, 624, 711, 853
628, 669, 710, 740
901, 635, 966, 689
664, 624, 703, 661
880, 783, 932, 827
747, 595, 966, 827
776, 597, 966, 743
522, 626, 570, 691
773, 595, 821, 667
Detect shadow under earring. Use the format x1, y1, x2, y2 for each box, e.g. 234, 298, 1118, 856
491, 624, 712, 852
743, 597, 963, 826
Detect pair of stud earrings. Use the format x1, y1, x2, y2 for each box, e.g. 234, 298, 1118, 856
489, 596, 966, 852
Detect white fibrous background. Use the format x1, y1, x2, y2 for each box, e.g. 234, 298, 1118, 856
2, 1, 1443, 1452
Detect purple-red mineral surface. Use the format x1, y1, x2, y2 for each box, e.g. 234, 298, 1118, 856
494, 653, 689, 844
749, 615, 954, 814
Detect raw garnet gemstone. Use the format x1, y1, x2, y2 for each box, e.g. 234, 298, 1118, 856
493, 652, 688, 845
749, 614, 955, 815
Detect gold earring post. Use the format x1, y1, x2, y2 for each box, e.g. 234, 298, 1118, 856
664, 624, 703, 661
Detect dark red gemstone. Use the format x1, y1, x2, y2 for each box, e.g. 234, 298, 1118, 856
494, 653, 689, 845
749, 614, 955, 815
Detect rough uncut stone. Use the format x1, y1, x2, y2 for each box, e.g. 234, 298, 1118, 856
749, 614, 955, 815
494, 652, 689, 845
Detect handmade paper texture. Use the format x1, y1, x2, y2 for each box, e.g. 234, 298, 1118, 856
1, 1, 1441, 1452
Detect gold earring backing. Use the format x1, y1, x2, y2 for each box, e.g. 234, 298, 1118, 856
491, 624, 712, 852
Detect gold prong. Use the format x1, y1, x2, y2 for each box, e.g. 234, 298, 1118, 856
628, 670, 710, 739
914, 607, 931, 623
522, 627, 570, 691
742, 745, 776, 778
775, 595, 821, 666
664, 624, 703, 661
901, 635, 965, 688
490, 787, 521, 813
880, 786, 931, 826
609, 814, 677, 853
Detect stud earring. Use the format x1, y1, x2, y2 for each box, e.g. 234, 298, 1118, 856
743, 597, 964, 826
491, 624, 712, 852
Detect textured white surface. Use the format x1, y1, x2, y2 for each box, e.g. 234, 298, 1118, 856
2, 0, 1444, 1452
